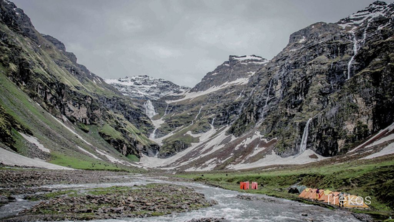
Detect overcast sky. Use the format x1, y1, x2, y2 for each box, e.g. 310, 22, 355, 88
12, 0, 390, 87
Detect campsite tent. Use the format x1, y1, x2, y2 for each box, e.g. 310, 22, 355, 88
289, 185, 306, 194
305, 189, 318, 200
318, 189, 332, 201
299, 188, 310, 198
343, 195, 369, 209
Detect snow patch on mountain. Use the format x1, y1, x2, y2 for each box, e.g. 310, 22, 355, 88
227, 149, 326, 170
105, 75, 190, 100
168, 77, 250, 103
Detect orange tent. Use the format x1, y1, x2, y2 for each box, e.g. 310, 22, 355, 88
299, 188, 310, 198
343, 195, 369, 209
318, 190, 332, 201
323, 192, 340, 206
305, 189, 318, 200
240, 181, 250, 190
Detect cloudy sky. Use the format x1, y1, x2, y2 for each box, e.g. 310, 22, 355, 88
12, 0, 387, 87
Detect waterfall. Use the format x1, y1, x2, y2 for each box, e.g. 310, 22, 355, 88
362, 20, 371, 45
149, 128, 157, 139
264, 80, 272, 108
256, 80, 272, 126
299, 118, 312, 154
347, 32, 358, 80
164, 103, 169, 116
194, 106, 203, 120
143, 100, 157, 118
236, 90, 244, 100
211, 117, 216, 129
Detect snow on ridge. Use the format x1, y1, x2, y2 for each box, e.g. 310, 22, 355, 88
105, 75, 190, 100
167, 77, 250, 103
231, 55, 265, 61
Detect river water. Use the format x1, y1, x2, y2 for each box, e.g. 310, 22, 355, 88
0, 175, 360, 222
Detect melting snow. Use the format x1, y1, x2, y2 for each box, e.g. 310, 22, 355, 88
20, 133, 50, 153
168, 78, 250, 103
350, 122, 394, 153
76, 146, 101, 160
232, 55, 264, 61
227, 149, 326, 170
51, 115, 93, 146
362, 142, 394, 160
0, 148, 73, 170
298, 36, 306, 43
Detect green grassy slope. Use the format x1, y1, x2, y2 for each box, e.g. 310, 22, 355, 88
178, 156, 394, 219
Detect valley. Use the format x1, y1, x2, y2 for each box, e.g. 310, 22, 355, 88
0, 0, 394, 221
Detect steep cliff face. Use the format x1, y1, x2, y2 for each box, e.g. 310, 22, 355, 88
0, 0, 158, 160
230, 1, 394, 157
138, 1, 394, 171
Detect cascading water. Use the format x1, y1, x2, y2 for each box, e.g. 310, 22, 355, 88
299, 118, 312, 154
236, 90, 244, 100
347, 32, 358, 80
256, 80, 272, 126
211, 117, 215, 129
143, 100, 157, 118
164, 103, 169, 116
195, 106, 203, 120
149, 128, 157, 139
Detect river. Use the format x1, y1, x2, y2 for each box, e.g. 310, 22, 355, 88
0, 175, 361, 222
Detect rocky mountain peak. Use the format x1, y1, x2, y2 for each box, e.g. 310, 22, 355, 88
105, 75, 190, 100
191, 55, 268, 92
338, 0, 393, 29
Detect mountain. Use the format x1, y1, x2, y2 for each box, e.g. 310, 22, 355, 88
139, 1, 394, 171
0, 0, 393, 172
0, 0, 158, 170
105, 75, 190, 101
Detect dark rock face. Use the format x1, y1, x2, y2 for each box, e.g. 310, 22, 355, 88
0, 0, 157, 158
230, 1, 394, 157
191, 55, 267, 92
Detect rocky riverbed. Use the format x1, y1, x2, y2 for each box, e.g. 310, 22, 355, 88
4, 184, 216, 221
0, 169, 217, 221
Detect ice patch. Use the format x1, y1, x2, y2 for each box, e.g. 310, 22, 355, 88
362, 142, 394, 159
0, 148, 72, 170
51, 115, 92, 146
20, 133, 50, 153
228, 149, 326, 170
168, 78, 250, 103
76, 146, 101, 160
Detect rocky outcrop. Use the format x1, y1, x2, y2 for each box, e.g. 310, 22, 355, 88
230, 1, 394, 157
0, 105, 32, 150
0, 0, 157, 158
